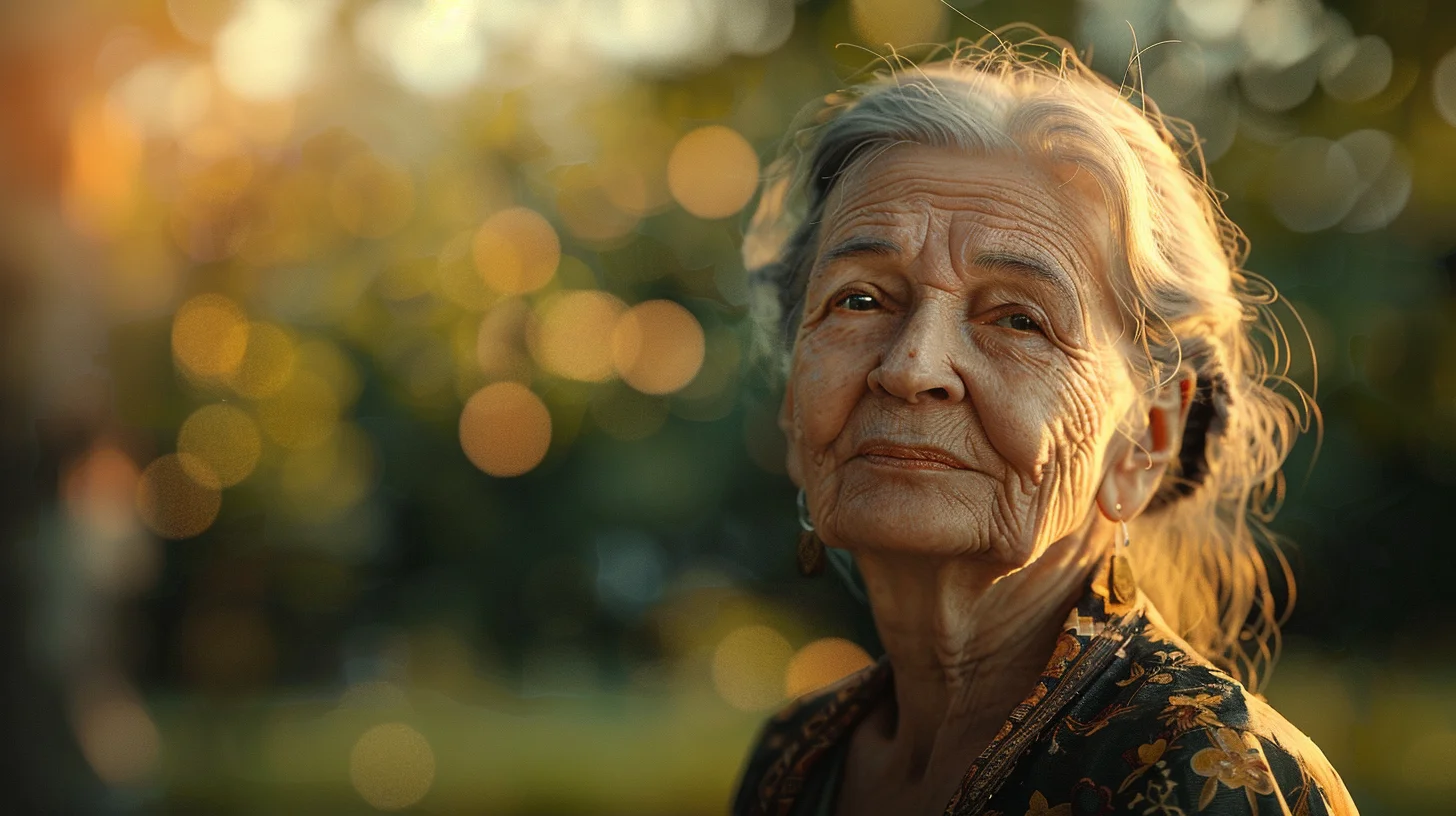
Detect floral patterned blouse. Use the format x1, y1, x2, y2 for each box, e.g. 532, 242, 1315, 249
731, 575, 1358, 816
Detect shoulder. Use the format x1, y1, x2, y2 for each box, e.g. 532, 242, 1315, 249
1083, 613, 1359, 815
731, 661, 886, 816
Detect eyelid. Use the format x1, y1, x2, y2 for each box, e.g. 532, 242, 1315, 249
833, 291, 880, 311
987, 307, 1046, 334
829, 283, 888, 308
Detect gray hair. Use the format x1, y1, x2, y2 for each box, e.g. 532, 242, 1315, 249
744, 34, 1314, 690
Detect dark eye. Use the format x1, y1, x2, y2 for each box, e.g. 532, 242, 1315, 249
993, 312, 1042, 333
834, 292, 880, 312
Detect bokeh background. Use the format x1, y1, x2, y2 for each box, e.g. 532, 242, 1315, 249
1, 0, 1454, 813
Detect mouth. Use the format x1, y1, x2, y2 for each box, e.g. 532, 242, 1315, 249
855, 442, 972, 471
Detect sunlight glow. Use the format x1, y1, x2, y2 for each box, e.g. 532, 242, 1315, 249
135, 453, 222, 539
785, 638, 874, 699
459, 382, 552, 476
711, 625, 793, 712
612, 300, 705, 395
666, 126, 760, 220
349, 722, 436, 810
215, 0, 336, 100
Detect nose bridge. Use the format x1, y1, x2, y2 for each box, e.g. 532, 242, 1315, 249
873, 294, 967, 402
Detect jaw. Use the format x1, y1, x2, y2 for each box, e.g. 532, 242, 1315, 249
812, 459, 1037, 567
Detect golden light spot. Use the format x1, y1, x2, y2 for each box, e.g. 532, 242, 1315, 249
228, 322, 296, 398
530, 291, 628, 382
331, 153, 415, 238
350, 723, 436, 811
472, 207, 560, 294
257, 370, 341, 449
611, 300, 706, 394
712, 625, 794, 712
279, 423, 376, 522
73, 680, 160, 785
177, 404, 262, 487
64, 95, 142, 239
850, 0, 947, 47
459, 382, 552, 477
666, 125, 760, 220
135, 453, 222, 539
784, 638, 874, 698
171, 293, 250, 379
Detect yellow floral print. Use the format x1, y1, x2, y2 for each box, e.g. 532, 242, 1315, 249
1118, 738, 1169, 793
1025, 790, 1072, 816
1190, 727, 1276, 810
1159, 693, 1226, 732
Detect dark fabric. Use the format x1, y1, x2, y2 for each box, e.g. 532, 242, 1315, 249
731, 571, 1358, 816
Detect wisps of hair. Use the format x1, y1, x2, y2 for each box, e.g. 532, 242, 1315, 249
742, 27, 1318, 691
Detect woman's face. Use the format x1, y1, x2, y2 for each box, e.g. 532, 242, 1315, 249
783, 144, 1140, 567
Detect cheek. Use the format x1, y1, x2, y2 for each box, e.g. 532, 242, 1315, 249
789, 326, 879, 450
970, 353, 1113, 486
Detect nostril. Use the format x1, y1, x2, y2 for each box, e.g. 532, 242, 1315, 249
925, 387, 951, 401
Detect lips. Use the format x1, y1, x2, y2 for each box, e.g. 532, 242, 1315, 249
855, 442, 971, 470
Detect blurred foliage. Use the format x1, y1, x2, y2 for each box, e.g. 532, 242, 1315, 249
1, 0, 1455, 813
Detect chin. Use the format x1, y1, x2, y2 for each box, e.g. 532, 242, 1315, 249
821, 467, 1029, 564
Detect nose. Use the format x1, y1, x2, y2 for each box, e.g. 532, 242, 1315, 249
866, 300, 968, 404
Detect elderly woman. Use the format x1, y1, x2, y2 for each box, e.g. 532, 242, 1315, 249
730, 38, 1358, 816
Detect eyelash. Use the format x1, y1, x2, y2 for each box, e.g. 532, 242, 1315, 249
833, 291, 880, 312
832, 291, 1044, 335
992, 312, 1044, 334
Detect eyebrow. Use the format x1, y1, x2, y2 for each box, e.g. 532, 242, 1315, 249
971, 251, 1080, 306
816, 239, 1082, 308
818, 236, 902, 266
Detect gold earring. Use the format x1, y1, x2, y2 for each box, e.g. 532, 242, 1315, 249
1109, 503, 1137, 606
796, 489, 826, 577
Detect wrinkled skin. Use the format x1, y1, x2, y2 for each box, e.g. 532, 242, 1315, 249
783, 144, 1172, 566
777, 145, 1192, 815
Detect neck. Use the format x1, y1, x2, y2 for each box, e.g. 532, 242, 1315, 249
854, 520, 1111, 779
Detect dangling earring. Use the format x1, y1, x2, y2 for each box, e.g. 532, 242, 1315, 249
1109, 503, 1138, 606
796, 489, 827, 577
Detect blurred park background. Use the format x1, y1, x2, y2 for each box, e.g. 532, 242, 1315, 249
0, 0, 1454, 813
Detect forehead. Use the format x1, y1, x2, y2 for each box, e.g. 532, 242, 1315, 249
818, 144, 1115, 289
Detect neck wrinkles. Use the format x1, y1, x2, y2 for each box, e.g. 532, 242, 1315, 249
853, 522, 1112, 777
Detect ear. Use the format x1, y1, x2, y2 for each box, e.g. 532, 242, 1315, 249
1097, 367, 1197, 521
778, 380, 804, 488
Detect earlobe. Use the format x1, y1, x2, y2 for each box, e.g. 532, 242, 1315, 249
1097, 368, 1197, 521
1096, 477, 1126, 522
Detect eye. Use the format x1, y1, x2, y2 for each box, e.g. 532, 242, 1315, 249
834, 292, 881, 312
992, 312, 1042, 333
